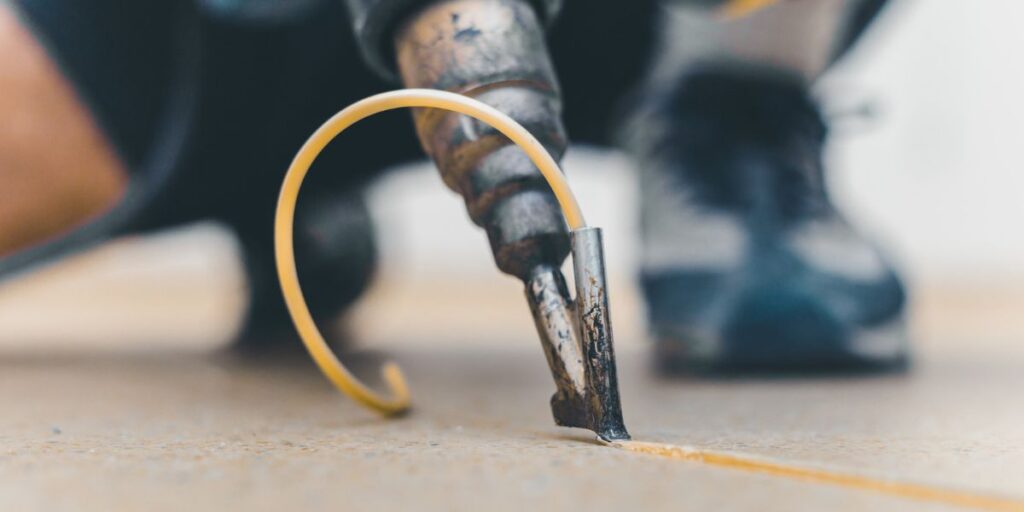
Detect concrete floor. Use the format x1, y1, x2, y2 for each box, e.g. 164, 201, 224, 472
1, 227, 1024, 511
1, 345, 1023, 512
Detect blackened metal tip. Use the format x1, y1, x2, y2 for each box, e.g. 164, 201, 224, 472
525, 227, 629, 442
598, 427, 632, 443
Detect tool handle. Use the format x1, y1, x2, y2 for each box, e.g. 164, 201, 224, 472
395, 0, 570, 279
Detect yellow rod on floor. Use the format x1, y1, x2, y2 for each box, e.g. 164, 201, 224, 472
615, 441, 1024, 512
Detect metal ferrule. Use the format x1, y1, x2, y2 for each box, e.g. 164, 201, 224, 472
525, 227, 629, 441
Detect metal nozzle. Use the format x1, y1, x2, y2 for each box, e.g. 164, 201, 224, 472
525, 227, 629, 441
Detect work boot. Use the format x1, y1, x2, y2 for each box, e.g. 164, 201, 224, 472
625, 66, 908, 373
232, 187, 377, 350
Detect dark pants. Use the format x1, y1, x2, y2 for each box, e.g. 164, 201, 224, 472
6, 0, 885, 334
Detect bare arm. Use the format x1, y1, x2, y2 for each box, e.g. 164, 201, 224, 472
0, 3, 126, 257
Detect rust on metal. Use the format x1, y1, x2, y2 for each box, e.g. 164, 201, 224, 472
526, 228, 630, 441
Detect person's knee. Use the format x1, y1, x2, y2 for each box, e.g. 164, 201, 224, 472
0, 4, 127, 257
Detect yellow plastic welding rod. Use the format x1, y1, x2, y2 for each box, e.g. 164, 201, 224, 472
275, 89, 586, 416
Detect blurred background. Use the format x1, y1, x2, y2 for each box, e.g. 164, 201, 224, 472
2, 0, 1023, 355
5, 2, 1024, 510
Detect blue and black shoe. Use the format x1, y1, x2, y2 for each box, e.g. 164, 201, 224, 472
625, 66, 908, 374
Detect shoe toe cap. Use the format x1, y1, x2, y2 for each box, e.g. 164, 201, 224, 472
644, 263, 908, 373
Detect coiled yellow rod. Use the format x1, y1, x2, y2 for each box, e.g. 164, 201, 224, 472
275, 89, 585, 415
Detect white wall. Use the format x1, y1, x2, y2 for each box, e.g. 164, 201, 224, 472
824, 0, 1024, 285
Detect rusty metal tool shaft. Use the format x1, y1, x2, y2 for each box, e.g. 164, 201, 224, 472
395, 0, 628, 440
528, 228, 629, 441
